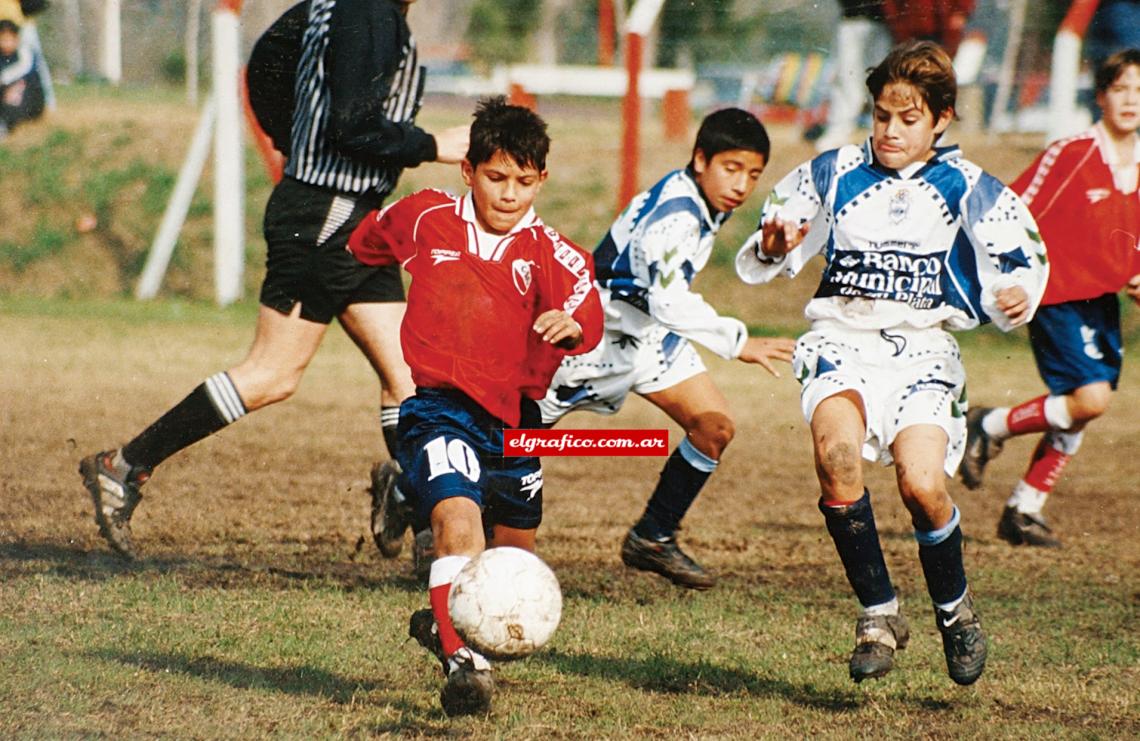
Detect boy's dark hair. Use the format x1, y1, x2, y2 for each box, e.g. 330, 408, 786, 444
0, 19, 20, 35
1096, 48, 1140, 95
689, 107, 770, 167
467, 96, 550, 171
866, 40, 957, 123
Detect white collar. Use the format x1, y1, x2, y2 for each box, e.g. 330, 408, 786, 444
460, 192, 538, 237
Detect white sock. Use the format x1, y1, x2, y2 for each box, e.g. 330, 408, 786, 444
935, 589, 966, 613
982, 407, 1011, 440
1043, 395, 1073, 429
1006, 480, 1048, 515
861, 597, 900, 617
429, 555, 469, 589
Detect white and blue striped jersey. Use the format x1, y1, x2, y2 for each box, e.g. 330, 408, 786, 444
736, 140, 1050, 332
593, 168, 748, 359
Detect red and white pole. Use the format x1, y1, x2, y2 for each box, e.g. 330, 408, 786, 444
618, 0, 665, 213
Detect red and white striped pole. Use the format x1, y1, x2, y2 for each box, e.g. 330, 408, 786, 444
618, 0, 665, 213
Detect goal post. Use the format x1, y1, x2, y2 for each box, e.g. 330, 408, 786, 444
137, 0, 246, 306
618, 0, 666, 212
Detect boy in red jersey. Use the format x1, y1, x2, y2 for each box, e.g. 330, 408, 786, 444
960, 49, 1140, 547
348, 97, 602, 717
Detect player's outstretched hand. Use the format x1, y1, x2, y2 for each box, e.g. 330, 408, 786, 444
738, 336, 796, 377
759, 218, 810, 260
994, 285, 1030, 326
534, 309, 583, 350
432, 124, 471, 164
1127, 274, 1140, 305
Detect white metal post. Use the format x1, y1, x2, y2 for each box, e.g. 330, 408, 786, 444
136, 100, 218, 300
212, 6, 245, 307
101, 0, 122, 85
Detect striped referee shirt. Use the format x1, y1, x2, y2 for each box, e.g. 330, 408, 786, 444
285, 0, 436, 196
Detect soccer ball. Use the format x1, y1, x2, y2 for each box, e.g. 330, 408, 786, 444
448, 547, 562, 660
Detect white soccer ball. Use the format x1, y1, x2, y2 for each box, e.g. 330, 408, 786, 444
448, 547, 562, 660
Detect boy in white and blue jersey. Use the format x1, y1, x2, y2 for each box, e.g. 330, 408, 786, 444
539, 109, 795, 590
737, 42, 1049, 686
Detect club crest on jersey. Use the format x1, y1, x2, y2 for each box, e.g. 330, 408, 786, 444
512, 259, 535, 295
431, 248, 461, 265
889, 189, 910, 224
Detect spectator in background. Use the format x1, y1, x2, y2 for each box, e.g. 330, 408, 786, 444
1085, 0, 1140, 73
813, 1, 892, 151
882, 0, 976, 56
0, 16, 45, 138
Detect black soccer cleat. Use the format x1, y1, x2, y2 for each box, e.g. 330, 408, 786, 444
936, 591, 987, 686
79, 450, 149, 560
959, 407, 1003, 490
996, 506, 1061, 548
620, 528, 716, 590
370, 459, 409, 558
849, 612, 910, 683
408, 608, 448, 674
440, 648, 494, 717
412, 527, 435, 583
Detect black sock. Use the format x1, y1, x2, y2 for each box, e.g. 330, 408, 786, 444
380, 404, 400, 459
122, 372, 246, 470
916, 507, 968, 606
819, 490, 896, 608
634, 439, 716, 540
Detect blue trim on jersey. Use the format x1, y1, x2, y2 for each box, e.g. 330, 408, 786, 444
661, 331, 686, 365
811, 150, 838, 208
942, 231, 983, 321
965, 172, 1006, 226
644, 196, 702, 233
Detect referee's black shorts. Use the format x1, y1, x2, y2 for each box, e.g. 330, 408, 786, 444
260, 177, 405, 324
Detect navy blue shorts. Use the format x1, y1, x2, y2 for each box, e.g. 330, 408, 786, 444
1029, 294, 1122, 395
396, 388, 544, 531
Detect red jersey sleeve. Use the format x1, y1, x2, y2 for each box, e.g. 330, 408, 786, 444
519, 229, 603, 400
347, 189, 453, 266
537, 229, 603, 356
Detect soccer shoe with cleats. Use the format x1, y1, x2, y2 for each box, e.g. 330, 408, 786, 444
79, 450, 149, 560
996, 506, 1061, 548
936, 591, 987, 686
412, 527, 435, 583
960, 407, 1003, 490
620, 528, 716, 590
440, 647, 494, 717
370, 459, 409, 558
849, 612, 910, 683
408, 608, 448, 673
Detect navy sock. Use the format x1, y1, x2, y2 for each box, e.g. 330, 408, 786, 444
916, 507, 968, 605
634, 439, 716, 540
819, 490, 896, 608
122, 372, 245, 470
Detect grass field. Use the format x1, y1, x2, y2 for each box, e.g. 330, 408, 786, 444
1, 89, 1139, 738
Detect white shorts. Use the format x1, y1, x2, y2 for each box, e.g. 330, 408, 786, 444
538, 325, 706, 425
793, 322, 967, 475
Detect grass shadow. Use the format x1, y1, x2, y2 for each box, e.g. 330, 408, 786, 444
0, 539, 425, 593
538, 649, 860, 712
88, 648, 389, 705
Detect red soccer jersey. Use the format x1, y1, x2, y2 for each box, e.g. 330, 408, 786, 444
348, 188, 603, 426
1011, 124, 1140, 306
